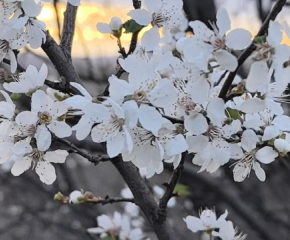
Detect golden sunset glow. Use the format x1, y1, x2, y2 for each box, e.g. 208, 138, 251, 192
38, 3, 147, 57
38, 3, 290, 58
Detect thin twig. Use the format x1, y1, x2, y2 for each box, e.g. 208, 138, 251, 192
57, 138, 110, 165
3, 58, 81, 95
87, 196, 135, 205
218, 0, 287, 99
159, 152, 187, 212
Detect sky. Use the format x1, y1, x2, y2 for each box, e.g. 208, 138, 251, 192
36, 0, 290, 58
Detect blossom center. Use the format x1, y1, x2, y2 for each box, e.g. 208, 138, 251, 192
207, 125, 222, 140
38, 112, 52, 125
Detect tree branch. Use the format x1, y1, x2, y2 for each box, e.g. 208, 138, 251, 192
159, 152, 187, 211
3, 58, 81, 95
218, 0, 287, 99
42, 32, 82, 82
111, 156, 175, 240
60, 3, 78, 55
132, 0, 141, 9
56, 138, 109, 165
87, 196, 135, 205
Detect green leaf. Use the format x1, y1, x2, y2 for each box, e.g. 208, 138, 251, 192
173, 184, 191, 198
10, 93, 21, 101
227, 108, 240, 120
123, 19, 143, 34
254, 35, 266, 44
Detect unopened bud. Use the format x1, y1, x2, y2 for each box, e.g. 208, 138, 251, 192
54, 191, 68, 203
69, 190, 84, 204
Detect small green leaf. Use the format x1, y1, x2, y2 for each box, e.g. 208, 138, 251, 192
123, 19, 143, 34
254, 35, 266, 44
10, 93, 21, 101
173, 184, 191, 198
227, 108, 240, 120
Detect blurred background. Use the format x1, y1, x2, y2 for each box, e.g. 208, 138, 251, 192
1, 0, 290, 239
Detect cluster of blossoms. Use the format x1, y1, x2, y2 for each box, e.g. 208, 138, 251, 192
1, 0, 290, 237
185, 208, 246, 240
0, 0, 80, 73
1, 0, 290, 186
95, 1, 290, 183
86, 187, 146, 240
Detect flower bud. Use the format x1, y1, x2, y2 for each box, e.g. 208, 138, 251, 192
54, 191, 68, 203
109, 17, 122, 31
69, 190, 84, 204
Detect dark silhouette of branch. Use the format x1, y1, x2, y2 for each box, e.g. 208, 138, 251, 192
159, 152, 187, 211
111, 156, 175, 240
87, 196, 135, 205
60, 3, 78, 55
56, 138, 109, 165
3, 58, 81, 95
219, 0, 287, 99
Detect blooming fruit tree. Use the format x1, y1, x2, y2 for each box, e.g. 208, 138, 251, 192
0, 0, 289, 239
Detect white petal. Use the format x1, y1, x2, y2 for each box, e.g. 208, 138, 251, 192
184, 216, 205, 232
262, 125, 280, 141
216, 8, 231, 36
272, 115, 290, 131
144, 0, 162, 13
186, 135, 208, 153
36, 125, 51, 151
253, 162, 266, 182
96, 22, 112, 34
267, 21, 282, 46
11, 157, 32, 176
189, 21, 212, 39
202, 139, 231, 165
226, 29, 252, 50
215, 50, 238, 71
67, 0, 80, 6
207, 98, 225, 126
127, 9, 152, 26
70, 82, 92, 101
256, 146, 278, 164
123, 100, 138, 128
274, 139, 290, 153
48, 121, 72, 138
44, 150, 68, 163
245, 61, 269, 94
241, 129, 258, 152
35, 162, 56, 185
148, 78, 177, 107
184, 113, 208, 135
15, 111, 38, 126
141, 27, 160, 51
165, 134, 188, 156
31, 90, 50, 113
91, 123, 110, 143
230, 143, 244, 160
21, 0, 42, 17
189, 77, 210, 104
138, 104, 163, 134
240, 98, 266, 114
107, 134, 125, 158
84, 102, 111, 122
109, 75, 133, 103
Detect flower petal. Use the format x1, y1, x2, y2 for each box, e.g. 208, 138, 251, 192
226, 29, 252, 50
256, 146, 278, 164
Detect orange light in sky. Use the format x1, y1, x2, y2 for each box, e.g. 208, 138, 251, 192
38, 3, 290, 58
